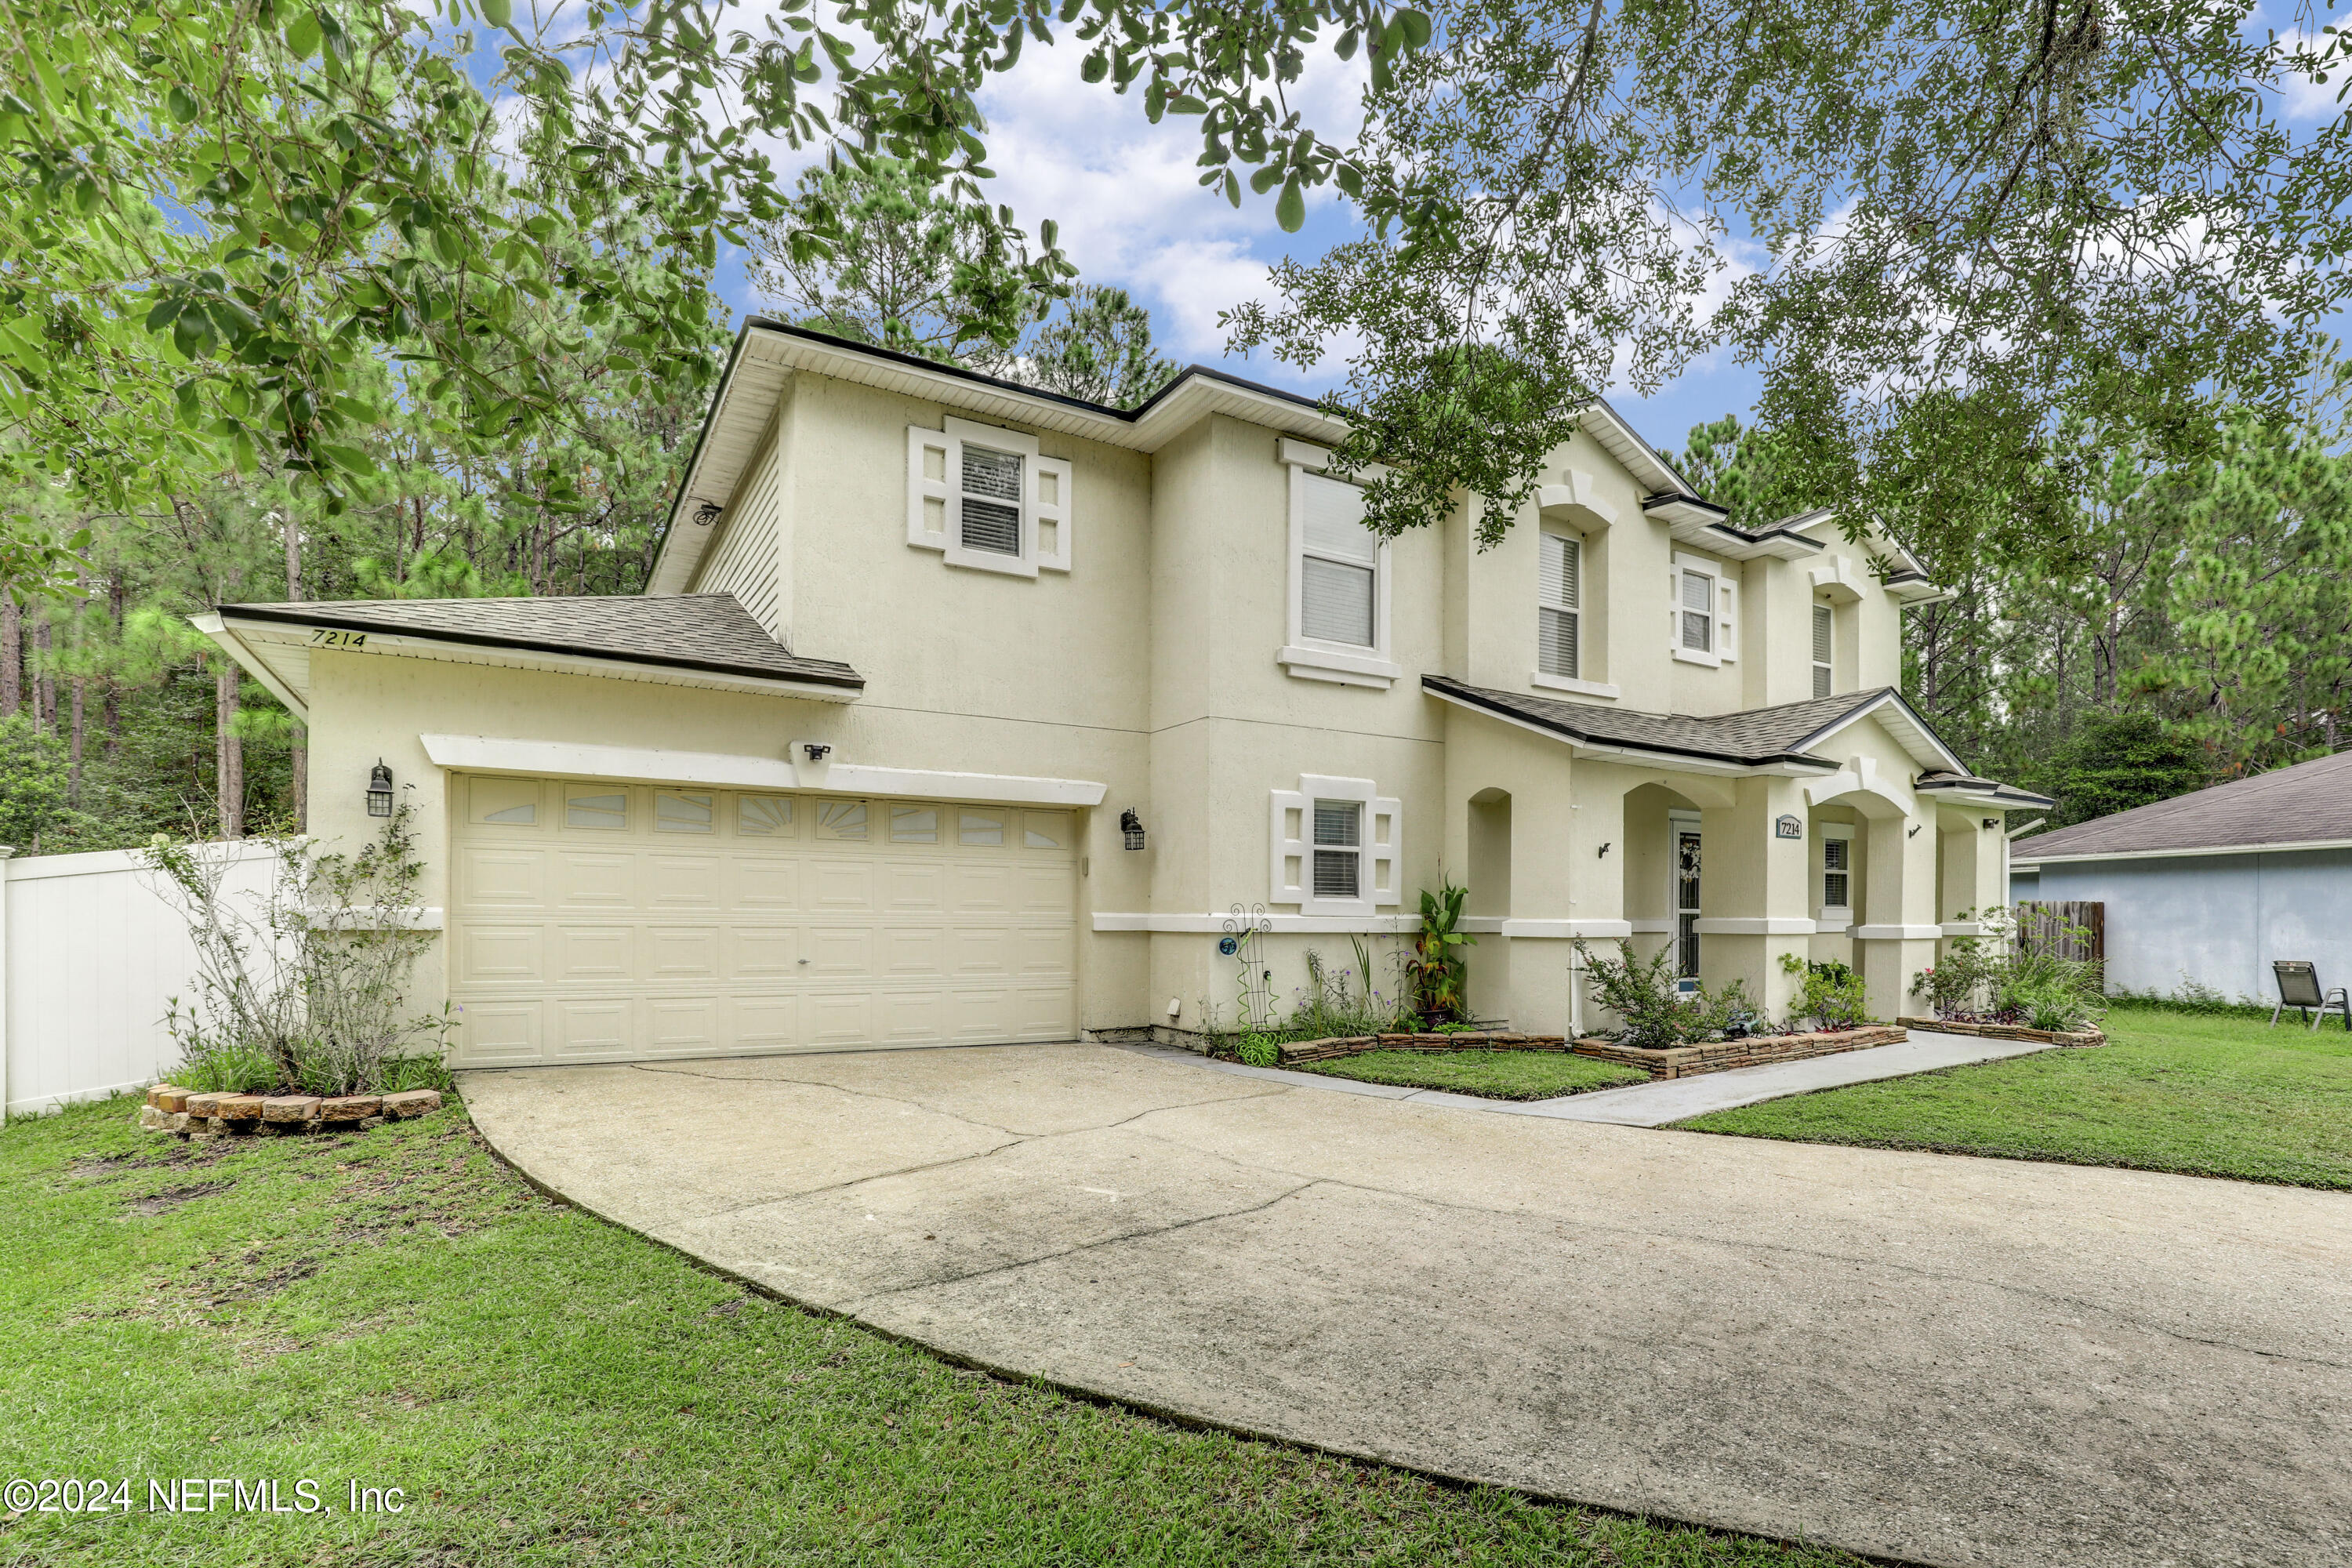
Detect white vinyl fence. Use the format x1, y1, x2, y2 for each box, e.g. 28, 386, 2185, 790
0, 840, 280, 1122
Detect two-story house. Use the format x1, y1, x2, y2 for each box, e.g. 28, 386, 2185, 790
197, 321, 2049, 1069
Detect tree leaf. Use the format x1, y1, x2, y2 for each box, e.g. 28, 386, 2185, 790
1276, 177, 1305, 233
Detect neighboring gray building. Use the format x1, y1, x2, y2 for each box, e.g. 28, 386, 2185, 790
2009, 749, 2352, 1002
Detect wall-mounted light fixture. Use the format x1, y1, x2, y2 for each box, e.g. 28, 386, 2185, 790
1907, 823, 1922, 838
802, 742, 832, 763
691, 499, 724, 527
1120, 808, 1147, 851
1596, 842, 1612, 858
366, 760, 394, 818
1983, 818, 2000, 830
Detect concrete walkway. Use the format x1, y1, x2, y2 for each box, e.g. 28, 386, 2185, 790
1136, 1028, 2062, 1127
463, 1044, 2352, 1568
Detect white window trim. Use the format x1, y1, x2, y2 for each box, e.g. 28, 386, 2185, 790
1668, 552, 1738, 668
1812, 601, 1835, 699
1279, 443, 1398, 689
1817, 821, 1854, 929
906, 416, 1073, 579
1532, 673, 1621, 699
1271, 774, 1401, 916
1534, 525, 1583, 688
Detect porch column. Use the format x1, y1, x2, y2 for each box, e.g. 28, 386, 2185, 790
1696, 775, 1813, 1019
1856, 804, 1943, 1019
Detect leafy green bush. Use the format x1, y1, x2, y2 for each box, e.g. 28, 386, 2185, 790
1778, 954, 1871, 1031
1573, 938, 1737, 1049
1911, 906, 2104, 1032
1405, 881, 1475, 1025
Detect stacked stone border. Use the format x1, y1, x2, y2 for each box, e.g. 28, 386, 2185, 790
1570, 1025, 1909, 1080
136, 1084, 445, 1138
1272, 1031, 1570, 1067
1897, 1016, 2107, 1048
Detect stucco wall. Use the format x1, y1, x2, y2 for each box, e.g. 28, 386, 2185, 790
2012, 848, 2352, 1004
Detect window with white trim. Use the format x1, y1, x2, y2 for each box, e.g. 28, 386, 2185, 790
1538, 532, 1580, 679
1668, 553, 1738, 668
1279, 444, 1399, 688
1819, 823, 1854, 919
906, 416, 1073, 578
1812, 604, 1835, 698
1270, 775, 1401, 916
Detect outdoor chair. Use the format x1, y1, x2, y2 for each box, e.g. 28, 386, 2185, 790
2270, 961, 2350, 1029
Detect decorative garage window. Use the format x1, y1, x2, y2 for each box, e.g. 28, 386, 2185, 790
737, 795, 795, 836
1813, 603, 1835, 698
815, 799, 869, 840
1278, 441, 1399, 689
1819, 823, 1854, 926
656, 791, 714, 833
1269, 774, 1401, 917
906, 416, 1073, 578
1668, 553, 1738, 668
1538, 531, 1580, 679
470, 776, 540, 826
565, 786, 627, 829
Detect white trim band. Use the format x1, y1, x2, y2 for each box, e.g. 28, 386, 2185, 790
1852, 924, 1946, 941
1690, 916, 1817, 935
1092, 913, 1417, 935
419, 735, 1108, 808
2012, 837, 2352, 866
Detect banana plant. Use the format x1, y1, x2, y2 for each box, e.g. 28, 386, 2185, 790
1405, 880, 1475, 1025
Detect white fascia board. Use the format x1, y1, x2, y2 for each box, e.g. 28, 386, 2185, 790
192, 612, 311, 721
226, 619, 859, 705
2010, 837, 2352, 866
419, 735, 1106, 808
1791, 691, 1968, 775
1577, 401, 1693, 493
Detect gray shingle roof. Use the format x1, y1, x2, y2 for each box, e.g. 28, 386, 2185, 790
219, 594, 862, 690
2011, 748, 2352, 861
1421, 676, 1891, 768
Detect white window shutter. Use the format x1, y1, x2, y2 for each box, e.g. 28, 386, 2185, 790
1717, 576, 1739, 663
906, 426, 953, 551
1033, 453, 1073, 572
1667, 567, 1679, 652
1270, 789, 1309, 902
1370, 796, 1402, 907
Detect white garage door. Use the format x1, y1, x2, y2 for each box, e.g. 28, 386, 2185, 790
445, 773, 1079, 1066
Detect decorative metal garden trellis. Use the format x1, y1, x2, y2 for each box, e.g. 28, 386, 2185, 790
1221, 903, 1273, 1032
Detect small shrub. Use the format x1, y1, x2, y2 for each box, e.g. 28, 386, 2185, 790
1779, 953, 1871, 1031
1235, 1033, 1281, 1068
1573, 938, 1733, 1049
1405, 881, 1475, 1025
1912, 906, 2104, 1033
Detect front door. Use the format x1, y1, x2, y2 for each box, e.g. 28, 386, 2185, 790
1675, 828, 1701, 990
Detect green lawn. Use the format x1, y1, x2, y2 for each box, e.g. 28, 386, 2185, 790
1301, 1049, 1649, 1100
0, 1095, 1855, 1568
1679, 1005, 2352, 1189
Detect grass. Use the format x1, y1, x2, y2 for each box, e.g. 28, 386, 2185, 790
1679, 1004, 2352, 1189
0, 1094, 1861, 1568
1300, 1049, 1650, 1100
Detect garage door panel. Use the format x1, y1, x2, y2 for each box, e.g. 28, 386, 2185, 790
448, 778, 1080, 1067
806, 991, 873, 1047
554, 997, 633, 1057
879, 988, 946, 1044
726, 926, 799, 978
648, 925, 721, 981
459, 1000, 543, 1062
729, 993, 799, 1049
555, 924, 635, 982
459, 924, 545, 985
730, 857, 800, 911
460, 847, 545, 908
645, 854, 722, 908
553, 850, 634, 908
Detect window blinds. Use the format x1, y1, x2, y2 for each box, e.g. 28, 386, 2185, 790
1539, 533, 1579, 678
960, 445, 1023, 556
1301, 474, 1377, 647
1812, 604, 1834, 698
1679, 569, 1713, 652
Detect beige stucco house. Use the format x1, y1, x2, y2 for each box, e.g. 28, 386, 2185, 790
197, 321, 2049, 1069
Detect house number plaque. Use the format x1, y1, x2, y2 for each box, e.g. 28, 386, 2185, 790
1774, 814, 1804, 840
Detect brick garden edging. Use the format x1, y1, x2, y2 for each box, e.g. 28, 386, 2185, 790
1570, 1025, 1908, 1080
1272, 1031, 1570, 1067
136, 1084, 445, 1138
1897, 1016, 2107, 1048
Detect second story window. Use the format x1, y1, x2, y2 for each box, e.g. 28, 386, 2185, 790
1300, 476, 1379, 646
1679, 567, 1713, 653
1668, 553, 1737, 669
906, 416, 1073, 579
1539, 532, 1580, 679
959, 445, 1023, 556
1813, 604, 1835, 698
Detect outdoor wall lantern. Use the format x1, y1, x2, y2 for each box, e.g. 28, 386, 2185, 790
365, 760, 394, 818
1120, 809, 1147, 851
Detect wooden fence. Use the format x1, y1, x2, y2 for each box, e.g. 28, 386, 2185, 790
2014, 900, 2105, 975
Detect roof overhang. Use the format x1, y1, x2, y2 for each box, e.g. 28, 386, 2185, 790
1423, 680, 1839, 776
1790, 689, 1969, 776
419, 734, 1105, 807
2010, 836, 2352, 866
1916, 777, 2056, 811
194, 612, 863, 724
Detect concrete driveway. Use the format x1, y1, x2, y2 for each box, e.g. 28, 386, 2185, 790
462, 1042, 2352, 1568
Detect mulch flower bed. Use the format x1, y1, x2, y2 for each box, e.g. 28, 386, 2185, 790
1897, 1016, 2107, 1047
1570, 1025, 1910, 1080
136, 1083, 445, 1138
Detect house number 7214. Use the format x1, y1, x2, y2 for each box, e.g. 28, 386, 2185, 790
307, 629, 368, 648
